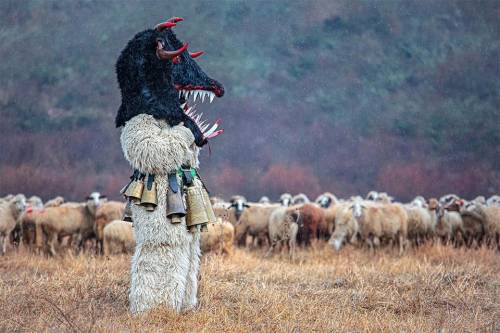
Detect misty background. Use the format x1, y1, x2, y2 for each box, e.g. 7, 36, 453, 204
1, 0, 499, 202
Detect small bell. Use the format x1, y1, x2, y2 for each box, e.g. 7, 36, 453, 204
140, 174, 158, 211
124, 174, 145, 203
123, 199, 133, 223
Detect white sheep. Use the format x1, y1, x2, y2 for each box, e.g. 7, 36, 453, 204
0, 194, 26, 255
103, 220, 135, 255
266, 206, 300, 260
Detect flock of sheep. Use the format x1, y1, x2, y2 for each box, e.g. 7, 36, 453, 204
0, 190, 499, 259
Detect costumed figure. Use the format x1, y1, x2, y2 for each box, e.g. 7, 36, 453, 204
115, 17, 224, 314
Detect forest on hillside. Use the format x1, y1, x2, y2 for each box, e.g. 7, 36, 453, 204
1, 0, 499, 201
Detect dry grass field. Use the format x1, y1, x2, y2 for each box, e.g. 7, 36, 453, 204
0, 244, 498, 332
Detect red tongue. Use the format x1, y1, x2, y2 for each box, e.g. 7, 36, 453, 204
26, 207, 33, 213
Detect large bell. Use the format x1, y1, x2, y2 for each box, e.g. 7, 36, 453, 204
140, 174, 157, 211
124, 178, 144, 203
185, 182, 210, 231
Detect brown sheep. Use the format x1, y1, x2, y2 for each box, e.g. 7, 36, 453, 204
233, 203, 280, 248
94, 201, 126, 255
36, 192, 105, 256
200, 219, 235, 255
103, 220, 135, 255
266, 206, 300, 259
351, 200, 408, 254
296, 203, 326, 246
0, 194, 26, 255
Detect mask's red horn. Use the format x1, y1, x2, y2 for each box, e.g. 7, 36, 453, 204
155, 21, 176, 31
156, 42, 189, 60
190, 51, 204, 58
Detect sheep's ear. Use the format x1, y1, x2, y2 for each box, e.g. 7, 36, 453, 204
85, 196, 92, 200
243, 203, 251, 208
99, 195, 107, 199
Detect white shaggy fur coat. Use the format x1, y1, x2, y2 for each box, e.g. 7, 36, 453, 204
120, 114, 202, 314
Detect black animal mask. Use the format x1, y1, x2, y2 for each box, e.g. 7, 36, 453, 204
115, 17, 224, 147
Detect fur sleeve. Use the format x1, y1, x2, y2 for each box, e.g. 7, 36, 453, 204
120, 114, 195, 175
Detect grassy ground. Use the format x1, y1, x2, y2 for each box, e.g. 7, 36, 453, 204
0, 243, 498, 332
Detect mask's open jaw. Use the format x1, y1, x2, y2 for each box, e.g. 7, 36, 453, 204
178, 88, 224, 140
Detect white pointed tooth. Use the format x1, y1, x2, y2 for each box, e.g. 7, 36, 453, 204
180, 102, 187, 109
204, 122, 219, 136
209, 92, 215, 103
194, 90, 200, 102
201, 91, 206, 103
200, 121, 209, 132
179, 91, 182, 98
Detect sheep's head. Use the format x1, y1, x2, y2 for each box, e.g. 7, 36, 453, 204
316, 193, 337, 208
229, 195, 249, 221
85, 192, 107, 214
25, 196, 43, 213
349, 201, 366, 218
292, 193, 310, 205
279, 193, 292, 207
439, 194, 460, 208
285, 208, 302, 227
366, 191, 379, 201
11, 194, 27, 215
259, 196, 270, 204
115, 17, 224, 146
486, 195, 500, 206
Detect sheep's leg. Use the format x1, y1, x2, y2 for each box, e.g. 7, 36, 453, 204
103, 238, 110, 256
289, 239, 296, 261
48, 233, 58, 257
398, 233, 404, 255
265, 240, 276, 258
0, 235, 5, 256
366, 237, 374, 254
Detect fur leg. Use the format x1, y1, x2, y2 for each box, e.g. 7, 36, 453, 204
181, 231, 201, 312
129, 242, 191, 314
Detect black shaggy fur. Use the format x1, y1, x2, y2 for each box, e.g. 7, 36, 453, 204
115, 26, 224, 147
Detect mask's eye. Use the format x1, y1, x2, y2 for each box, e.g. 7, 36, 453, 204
173, 56, 181, 64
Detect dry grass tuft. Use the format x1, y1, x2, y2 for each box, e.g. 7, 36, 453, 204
0, 244, 498, 332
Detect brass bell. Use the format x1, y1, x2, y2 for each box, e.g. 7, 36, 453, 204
185, 182, 210, 229
202, 187, 217, 224
125, 175, 144, 203
166, 190, 186, 223
140, 174, 157, 211
121, 170, 140, 196
123, 199, 133, 223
